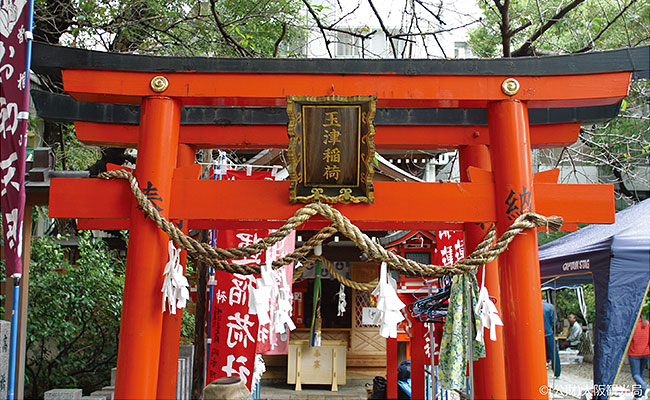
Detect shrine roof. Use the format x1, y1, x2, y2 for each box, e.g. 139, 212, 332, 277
32, 43, 648, 78
380, 230, 436, 248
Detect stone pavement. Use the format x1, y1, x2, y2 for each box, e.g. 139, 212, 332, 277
259, 366, 643, 399
259, 379, 370, 399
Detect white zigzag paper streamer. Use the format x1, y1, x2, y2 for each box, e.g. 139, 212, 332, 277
162, 240, 190, 314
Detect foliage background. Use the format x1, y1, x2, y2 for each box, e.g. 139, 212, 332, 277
25, 233, 124, 398
20, 230, 196, 397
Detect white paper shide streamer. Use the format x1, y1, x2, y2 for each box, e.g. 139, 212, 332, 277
249, 258, 273, 325
337, 283, 346, 317
371, 262, 406, 338
251, 354, 266, 389
273, 271, 296, 335
474, 266, 503, 342
162, 240, 190, 314
249, 255, 296, 336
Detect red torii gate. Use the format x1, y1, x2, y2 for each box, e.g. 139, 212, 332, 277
40, 45, 635, 399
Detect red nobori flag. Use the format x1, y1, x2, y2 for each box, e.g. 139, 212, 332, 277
256, 230, 295, 356
207, 271, 258, 389
213, 229, 296, 356
436, 230, 465, 266
1, 0, 30, 278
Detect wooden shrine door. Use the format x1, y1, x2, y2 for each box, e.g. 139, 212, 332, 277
349, 262, 385, 369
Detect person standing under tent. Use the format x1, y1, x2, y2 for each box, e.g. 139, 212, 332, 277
543, 299, 561, 378
559, 313, 583, 350
629, 317, 650, 399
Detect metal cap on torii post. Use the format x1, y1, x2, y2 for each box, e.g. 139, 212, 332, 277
34, 43, 644, 399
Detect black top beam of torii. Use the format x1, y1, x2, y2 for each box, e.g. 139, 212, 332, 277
31, 43, 648, 128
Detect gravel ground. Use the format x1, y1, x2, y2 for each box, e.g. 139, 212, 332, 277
548, 360, 650, 399
561, 360, 647, 388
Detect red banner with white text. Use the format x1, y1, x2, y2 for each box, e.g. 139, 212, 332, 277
207, 271, 258, 388
206, 168, 295, 386
436, 230, 465, 266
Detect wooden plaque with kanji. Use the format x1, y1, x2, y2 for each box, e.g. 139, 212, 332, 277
287, 95, 376, 204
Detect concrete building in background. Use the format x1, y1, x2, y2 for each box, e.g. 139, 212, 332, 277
301, 0, 482, 59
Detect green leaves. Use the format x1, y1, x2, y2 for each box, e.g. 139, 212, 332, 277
468, 0, 649, 57
45, 0, 304, 57
26, 234, 125, 398
25, 231, 196, 396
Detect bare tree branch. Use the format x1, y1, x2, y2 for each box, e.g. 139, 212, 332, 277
208, 0, 256, 57
391, 19, 481, 39
633, 35, 650, 46
509, 21, 532, 37
330, 2, 361, 28
534, 0, 545, 25
301, 0, 333, 57
481, 0, 503, 22
574, 0, 638, 53
367, 0, 398, 58
273, 22, 287, 57
401, 0, 415, 57
433, 34, 448, 58
300, 0, 376, 58
324, 26, 376, 40
414, 0, 446, 26
412, 1, 431, 57
512, 0, 587, 57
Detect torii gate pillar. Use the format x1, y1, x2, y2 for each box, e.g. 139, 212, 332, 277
157, 143, 195, 399
459, 144, 507, 399
114, 96, 181, 399
490, 99, 547, 398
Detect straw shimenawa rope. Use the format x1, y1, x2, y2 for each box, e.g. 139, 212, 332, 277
99, 170, 563, 284
292, 255, 378, 291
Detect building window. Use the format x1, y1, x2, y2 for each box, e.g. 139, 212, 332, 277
404, 251, 431, 265
454, 42, 470, 59
336, 31, 361, 57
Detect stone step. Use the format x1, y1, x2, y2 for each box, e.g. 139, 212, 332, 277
89, 390, 114, 400
44, 389, 83, 400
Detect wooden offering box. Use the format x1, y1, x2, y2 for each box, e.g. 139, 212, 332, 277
287, 340, 347, 391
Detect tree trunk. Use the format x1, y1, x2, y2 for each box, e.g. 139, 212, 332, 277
500, 0, 511, 57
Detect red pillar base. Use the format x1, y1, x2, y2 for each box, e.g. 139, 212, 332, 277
386, 338, 398, 398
